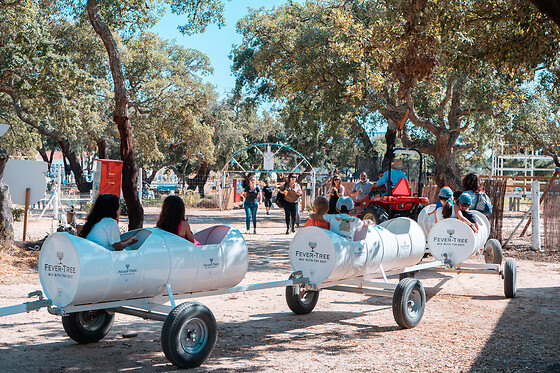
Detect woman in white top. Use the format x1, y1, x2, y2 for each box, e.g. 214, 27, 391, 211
79, 194, 137, 251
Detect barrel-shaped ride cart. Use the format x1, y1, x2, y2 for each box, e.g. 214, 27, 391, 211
284, 217, 429, 329
403, 205, 517, 298
2, 219, 432, 369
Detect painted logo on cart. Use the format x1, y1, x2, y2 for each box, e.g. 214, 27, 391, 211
432, 229, 469, 245
203, 258, 220, 269
43, 251, 77, 279
293, 241, 331, 264
118, 264, 138, 276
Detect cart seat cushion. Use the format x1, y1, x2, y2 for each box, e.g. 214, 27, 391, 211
193, 225, 231, 245
123, 228, 152, 251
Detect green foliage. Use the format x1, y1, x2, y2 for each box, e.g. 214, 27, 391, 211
231, 0, 560, 185
177, 188, 200, 207
119, 198, 128, 216
81, 200, 92, 212
11, 207, 25, 222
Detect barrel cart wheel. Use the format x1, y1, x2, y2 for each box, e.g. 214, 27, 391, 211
285, 273, 320, 315
503, 258, 517, 298
62, 310, 115, 344
484, 239, 503, 265
392, 278, 426, 329
161, 302, 217, 369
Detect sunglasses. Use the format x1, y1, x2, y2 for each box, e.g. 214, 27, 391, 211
290, 176, 297, 178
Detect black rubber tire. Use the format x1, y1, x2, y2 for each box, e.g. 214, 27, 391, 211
285, 273, 320, 315
361, 205, 389, 224
161, 302, 217, 369
484, 239, 503, 264
399, 271, 416, 281
392, 278, 426, 329
504, 258, 517, 298
62, 310, 114, 344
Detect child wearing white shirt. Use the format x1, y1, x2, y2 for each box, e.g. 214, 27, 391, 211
308, 196, 372, 240
79, 194, 137, 251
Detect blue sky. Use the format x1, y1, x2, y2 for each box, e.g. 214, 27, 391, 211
151, 1, 293, 98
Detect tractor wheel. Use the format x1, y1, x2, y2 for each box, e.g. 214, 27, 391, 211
361, 205, 389, 224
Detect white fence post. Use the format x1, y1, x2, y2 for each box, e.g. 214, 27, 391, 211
531, 180, 541, 251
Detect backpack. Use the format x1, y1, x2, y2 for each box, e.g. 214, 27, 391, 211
474, 192, 492, 217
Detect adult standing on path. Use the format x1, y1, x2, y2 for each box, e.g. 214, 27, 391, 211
351, 172, 373, 201
328, 174, 345, 214
242, 176, 261, 234
262, 179, 274, 215
462, 172, 493, 218
279, 173, 302, 234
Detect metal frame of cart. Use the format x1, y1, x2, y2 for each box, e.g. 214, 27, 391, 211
0, 266, 430, 369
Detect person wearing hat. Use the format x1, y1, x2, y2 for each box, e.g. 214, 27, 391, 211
436, 186, 455, 218
375, 159, 408, 190
308, 196, 373, 240
455, 193, 479, 233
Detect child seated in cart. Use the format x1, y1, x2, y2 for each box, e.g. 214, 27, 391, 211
156, 195, 197, 244
435, 186, 455, 219
304, 196, 330, 229
454, 193, 479, 233
309, 196, 372, 240
79, 194, 138, 251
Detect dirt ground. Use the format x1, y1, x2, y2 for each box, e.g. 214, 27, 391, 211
1, 206, 559, 372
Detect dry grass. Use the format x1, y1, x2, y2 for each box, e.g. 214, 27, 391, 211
0, 243, 39, 284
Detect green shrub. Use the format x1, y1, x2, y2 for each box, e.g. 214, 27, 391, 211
11, 207, 25, 222
120, 199, 128, 216
81, 201, 92, 212
178, 189, 201, 208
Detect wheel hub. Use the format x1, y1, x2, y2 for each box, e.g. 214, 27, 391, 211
180, 318, 208, 354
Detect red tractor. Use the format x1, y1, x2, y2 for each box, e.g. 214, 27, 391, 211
352, 148, 430, 223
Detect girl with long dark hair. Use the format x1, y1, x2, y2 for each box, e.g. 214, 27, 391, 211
79, 194, 137, 251
156, 195, 195, 243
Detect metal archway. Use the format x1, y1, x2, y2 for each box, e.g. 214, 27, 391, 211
221, 143, 316, 203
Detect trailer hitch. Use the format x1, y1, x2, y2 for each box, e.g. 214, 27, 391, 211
0, 290, 52, 317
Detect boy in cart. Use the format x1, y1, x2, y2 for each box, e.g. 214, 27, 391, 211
308, 196, 372, 240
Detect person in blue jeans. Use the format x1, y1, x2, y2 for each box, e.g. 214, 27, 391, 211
242, 176, 261, 234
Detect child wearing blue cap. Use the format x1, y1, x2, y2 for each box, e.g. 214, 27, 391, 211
436, 186, 454, 218
455, 193, 479, 233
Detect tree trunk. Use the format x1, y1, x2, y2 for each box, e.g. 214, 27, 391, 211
187, 159, 210, 197
58, 139, 91, 193
382, 116, 399, 172
432, 136, 462, 190
96, 138, 107, 159
86, 0, 143, 229
0, 148, 13, 242
37, 147, 49, 163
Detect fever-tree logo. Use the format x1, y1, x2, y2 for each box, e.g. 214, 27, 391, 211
308, 242, 317, 252
56, 251, 64, 264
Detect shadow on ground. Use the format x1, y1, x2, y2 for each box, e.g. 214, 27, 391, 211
0, 307, 401, 373
469, 286, 560, 372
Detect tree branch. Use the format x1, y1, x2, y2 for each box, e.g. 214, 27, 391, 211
404, 92, 439, 135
